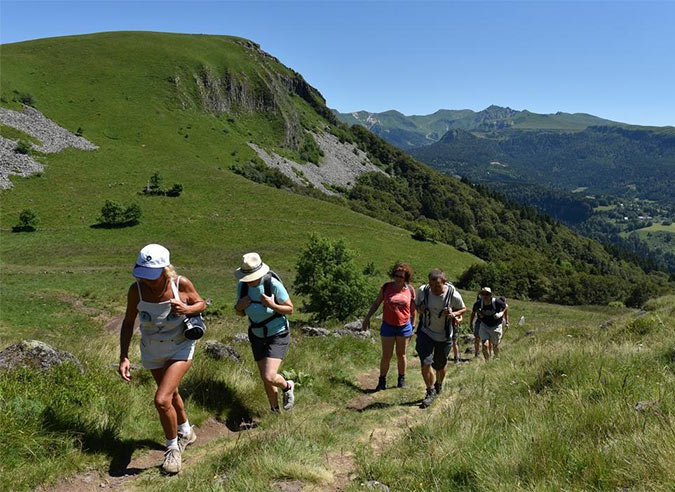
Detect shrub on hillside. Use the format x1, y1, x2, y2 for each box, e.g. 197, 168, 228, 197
17, 92, 35, 106
230, 159, 295, 189
299, 133, 324, 164
294, 233, 371, 322
14, 140, 32, 155
96, 200, 142, 228
141, 171, 183, 197
12, 209, 39, 232
411, 224, 437, 243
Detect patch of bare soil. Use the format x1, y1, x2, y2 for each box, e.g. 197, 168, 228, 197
39, 418, 233, 492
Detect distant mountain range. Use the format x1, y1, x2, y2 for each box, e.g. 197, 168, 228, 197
335, 105, 675, 202
336, 105, 675, 273
334, 105, 626, 150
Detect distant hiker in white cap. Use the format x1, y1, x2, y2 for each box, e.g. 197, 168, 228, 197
119, 244, 206, 474
234, 253, 295, 412
471, 287, 507, 361
415, 269, 466, 408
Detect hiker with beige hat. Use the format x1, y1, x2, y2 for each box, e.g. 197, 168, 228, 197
234, 253, 296, 412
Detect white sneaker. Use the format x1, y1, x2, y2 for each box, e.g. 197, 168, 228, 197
162, 447, 181, 474
177, 426, 197, 453
282, 380, 295, 410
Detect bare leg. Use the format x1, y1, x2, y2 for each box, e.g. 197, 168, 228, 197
474, 336, 481, 357
482, 339, 491, 361
436, 367, 447, 386
452, 340, 459, 361
151, 360, 193, 440
421, 364, 436, 388
257, 358, 287, 409
379, 336, 395, 377
394, 336, 410, 375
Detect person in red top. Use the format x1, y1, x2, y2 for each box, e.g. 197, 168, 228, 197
363, 262, 416, 391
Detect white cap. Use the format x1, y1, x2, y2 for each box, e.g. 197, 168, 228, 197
133, 244, 170, 280
479, 286, 492, 295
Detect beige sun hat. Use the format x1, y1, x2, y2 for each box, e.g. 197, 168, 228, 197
234, 252, 270, 282
479, 286, 493, 295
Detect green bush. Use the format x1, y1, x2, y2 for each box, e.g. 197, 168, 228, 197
299, 133, 324, 164
14, 140, 31, 155
97, 200, 142, 228
17, 92, 35, 106
166, 183, 183, 197
141, 172, 183, 197
12, 208, 39, 232
411, 224, 437, 243
294, 233, 371, 322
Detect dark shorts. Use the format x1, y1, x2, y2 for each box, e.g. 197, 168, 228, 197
249, 328, 290, 362
416, 330, 452, 370
380, 320, 414, 337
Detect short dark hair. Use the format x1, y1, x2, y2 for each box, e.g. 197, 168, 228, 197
428, 269, 446, 281
390, 262, 413, 283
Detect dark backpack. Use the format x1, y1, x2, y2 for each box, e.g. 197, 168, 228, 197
239, 271, 287, 338
417, 282, 456, 340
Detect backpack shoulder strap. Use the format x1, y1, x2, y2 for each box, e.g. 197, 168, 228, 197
170, 278, 180, 301
136, 281, 143, 301
239, 281, 248, 299
407, 284, 414, 298
263, 273, 273, 298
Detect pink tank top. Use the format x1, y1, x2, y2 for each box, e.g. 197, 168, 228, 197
382, 282, 414, 327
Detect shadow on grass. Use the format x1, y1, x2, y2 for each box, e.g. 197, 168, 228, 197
41, 408, 164, 477
180, 374, 256, 432
350, 397, 424, 413
329, 376, 377, 394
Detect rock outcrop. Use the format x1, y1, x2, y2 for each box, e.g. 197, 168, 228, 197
0, 105, 98, 189
249, 131, 383, 195
0, 340, 83, 372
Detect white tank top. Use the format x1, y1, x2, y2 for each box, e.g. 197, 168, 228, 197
137, 277, 186, 340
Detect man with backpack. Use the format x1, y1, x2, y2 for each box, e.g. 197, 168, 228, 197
471, 287, 507, 361
415, 269, 466, 408
234, 253, 296, 412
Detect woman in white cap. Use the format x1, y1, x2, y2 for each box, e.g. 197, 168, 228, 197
234, 252, 295, 412
119, 244, 206, 474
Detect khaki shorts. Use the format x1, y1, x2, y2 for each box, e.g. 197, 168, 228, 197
478, 322, 502, 346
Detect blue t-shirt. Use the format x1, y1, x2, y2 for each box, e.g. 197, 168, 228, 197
236, 278, 289, 338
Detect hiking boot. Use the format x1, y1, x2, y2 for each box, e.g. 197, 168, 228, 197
374, 376, 387, 392
420, 387, 437, 408
161, 447, 181, 474
397, 374, 406, 388
434, 382, 442, 395
283, 380, 295, 410
177, 426, 197, 453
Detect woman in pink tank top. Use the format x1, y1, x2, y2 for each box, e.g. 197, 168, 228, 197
363, 262, 416, 391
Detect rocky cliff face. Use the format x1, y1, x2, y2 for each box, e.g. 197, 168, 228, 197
176, 40, 335, 150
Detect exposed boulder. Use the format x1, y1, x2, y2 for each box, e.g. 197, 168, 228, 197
333, 329, 372, 340
232, 332, 250, 344
0, 340, 83, 372
343, 319, 366, 332
202, 340, 241, 362
300, 326, 330, 337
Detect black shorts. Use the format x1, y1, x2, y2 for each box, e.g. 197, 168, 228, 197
416, 330, 452, 370
249, 328, 290, 362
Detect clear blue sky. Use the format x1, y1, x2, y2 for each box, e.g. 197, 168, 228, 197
2, 1, 674, 126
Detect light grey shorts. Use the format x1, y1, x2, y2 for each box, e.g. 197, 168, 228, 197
140, 336, 196, 370
478, 322, 502, 346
